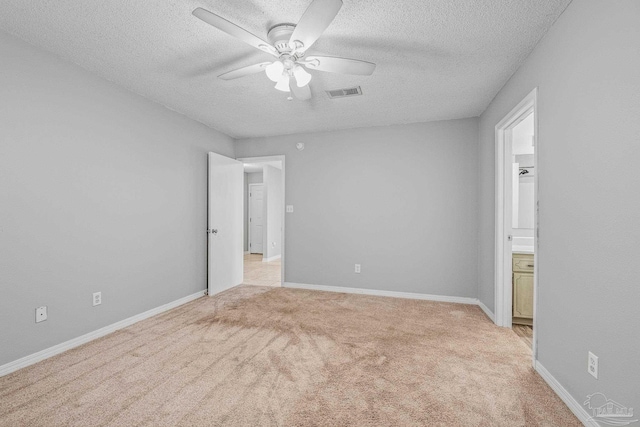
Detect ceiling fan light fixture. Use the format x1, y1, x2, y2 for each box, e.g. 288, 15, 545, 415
293, 65, 312, 87
274, 74, 291, 92
194, 0, 376, 101
265, 61, 284, 82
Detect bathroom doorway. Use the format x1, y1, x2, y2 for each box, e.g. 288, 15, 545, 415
510, 111, 535, 347
495, 89, 538, 361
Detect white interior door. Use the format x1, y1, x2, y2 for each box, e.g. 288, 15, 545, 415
208, 152, 243, 295
249, 184, 264, 254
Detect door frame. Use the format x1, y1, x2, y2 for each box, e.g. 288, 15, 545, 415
248, 183, 264, 255
237, 155, 286, 286
494, 88, 539, 364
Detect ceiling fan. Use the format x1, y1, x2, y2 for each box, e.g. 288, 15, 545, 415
192, 0, 376, 100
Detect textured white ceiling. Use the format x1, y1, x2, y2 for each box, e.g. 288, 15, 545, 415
0, 0, 570, 138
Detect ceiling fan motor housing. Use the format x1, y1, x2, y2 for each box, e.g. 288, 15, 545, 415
267, 24, 298, 55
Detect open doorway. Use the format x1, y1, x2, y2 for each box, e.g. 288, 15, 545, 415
510, 111, 535, 347
240, 157, 285, 287
495, 89, 538, 360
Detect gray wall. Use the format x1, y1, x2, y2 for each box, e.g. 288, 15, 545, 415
477, 0, 639, 412
235, 118, 479, 297
243, 172, 263, 252
0, 31, 235, 365
264, 165, 282, 260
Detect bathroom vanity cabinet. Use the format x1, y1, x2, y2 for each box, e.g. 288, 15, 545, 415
513, 253, 534, 325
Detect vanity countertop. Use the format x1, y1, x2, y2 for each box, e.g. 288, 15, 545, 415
512, 246, 534, 254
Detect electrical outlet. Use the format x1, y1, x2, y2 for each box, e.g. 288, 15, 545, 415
35, 306, 47, 323
286, 205, 294, 213
355, 264, 361, 273
588, 351, 599, 379
93, 292, 102, 307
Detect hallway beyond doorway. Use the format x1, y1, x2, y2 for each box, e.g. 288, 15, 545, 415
243, 253, 281, 287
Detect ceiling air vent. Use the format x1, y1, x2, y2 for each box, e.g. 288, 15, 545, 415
326, 86, 363, 99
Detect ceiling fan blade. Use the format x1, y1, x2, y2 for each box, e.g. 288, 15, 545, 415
302, 56, 376, 75
289, 0, 342, 52
289, 78, 312, 100
218, 62, 271, 80
193, 8, 277, 57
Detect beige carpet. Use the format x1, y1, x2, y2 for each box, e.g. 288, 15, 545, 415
0, 286, 580, 426
513, 324, 534, 349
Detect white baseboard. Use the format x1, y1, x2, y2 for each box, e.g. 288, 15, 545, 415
283, 282, 478, 305
0, 290, 206, 377
535, 361, 598, 427
263, 254, 281, 263
244, 251, 250, 255
477, 300, 495, 322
